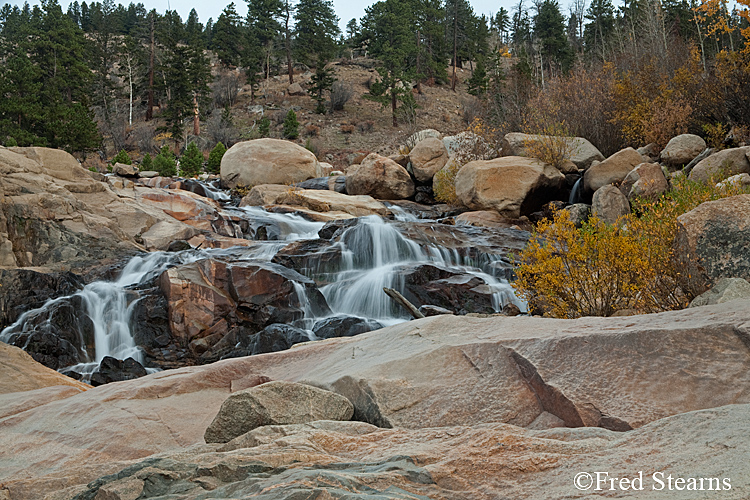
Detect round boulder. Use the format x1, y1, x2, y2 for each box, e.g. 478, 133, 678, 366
410, 137, 449, 182
204, 380, 354, 443
660, 134, 706, 167
592, 185, 630, 224
583, 147, 645, 193
345, 153, 415, 200
688, 146, 750, 184
220, 138, 321, 190
454, 156, 565, 218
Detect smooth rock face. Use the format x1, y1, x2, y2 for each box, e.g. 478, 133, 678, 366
0, 342, 90, 395
673, 194, 750, 295
455, 156, 566, 218
501, 132, 605, 170
204, 380, 354, 443
583, 147, 645, 192
345, 153, 415, 200
690, 278, 750, 307
660, 134, 706, 166
455, 210, 515, 228
220, 138, 320, 189
689, 146, 750, 183
409, 137, 449, 182
592, 184, 630, 223
2, 302, 750, 499
620, 162, 669, 200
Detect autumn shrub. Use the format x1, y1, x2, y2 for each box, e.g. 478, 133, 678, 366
357, 120, 374, 133
702, 122, 729, 149
513, 172, 750, 318
305, 124, 320, 137
340, 124, 355, 134
433, 158, 461, 204
329, 81, 353, 111
521, 121, 579, 170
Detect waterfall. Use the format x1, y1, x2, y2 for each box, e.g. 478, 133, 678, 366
569, 177, 582, 205
1, 251, 206, 379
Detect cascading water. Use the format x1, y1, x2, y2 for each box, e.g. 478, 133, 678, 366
0, 251, 207, 380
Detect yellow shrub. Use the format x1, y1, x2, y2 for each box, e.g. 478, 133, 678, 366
433, 158, 460, 204
514, 173, 750, 318
521, 121, 579, 170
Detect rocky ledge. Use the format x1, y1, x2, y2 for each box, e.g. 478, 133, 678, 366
1, 300, 748, 499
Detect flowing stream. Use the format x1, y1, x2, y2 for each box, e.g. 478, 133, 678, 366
1, 182, 526, 378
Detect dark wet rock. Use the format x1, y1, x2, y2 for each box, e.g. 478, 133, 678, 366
271, 239, 343, 276
0, 269, 84, 326
312, 315, 383, 339
293, 176, 347, 194
130, 286, 174, 367
318, 218, 359, 240
0, 294, 94, 370
400, 263, 497, 314
166, 240, 192, 252
89, 356, 148, 386
217, 324, 312, 360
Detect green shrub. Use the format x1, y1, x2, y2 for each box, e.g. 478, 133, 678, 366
282, 109, 299, 139
180, 141, 204, 177
207, 142, 226, 174
111, 149, 132, 165
152, 146, 177, 177
5, 137, 18, 147
141, 153, 153, 170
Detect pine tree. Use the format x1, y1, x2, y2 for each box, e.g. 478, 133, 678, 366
533, 0, 573, 75
153, 145, 177, 176
584, 0, 616, 57
467, 59, 488, 95
180, 141, 204, 177
207, 142, 227, 174
212, 3, 244, 67
293, 0, 340, 66
360, 0, 417, 126
310, 62, 335, 113
282, 109, 299, 139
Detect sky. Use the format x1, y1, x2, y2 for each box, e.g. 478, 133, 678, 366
1, 0, 518, 32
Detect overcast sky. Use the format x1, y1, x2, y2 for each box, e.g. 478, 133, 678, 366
3, 0, 524, 32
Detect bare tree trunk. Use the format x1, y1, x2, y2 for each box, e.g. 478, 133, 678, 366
452, 0, 458, 91
391, 89, 398, 127
126, 55, 134, 125
193, 94, 200, 135
416, 30, 422, 94
146, 12, 154, 121
285, 0, 294, 84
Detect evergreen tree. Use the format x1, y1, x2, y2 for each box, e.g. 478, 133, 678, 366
584, 0, 616, 57
467, 59, 488, 95
533, 0, 573, 75
246, 0, 283, 83
309, 62, 335, 113
282, 109, 299, 139
111, 149, 132, 164
152, 145, 177, 176
180, 141, 204, 177
141, 152, 153, 170
360, 0, 417, 126
293, 0, 340, 66
207, 142, 227, 173
211, 3, 244, 67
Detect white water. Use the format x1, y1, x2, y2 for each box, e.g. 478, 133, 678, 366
3, 199, 526, 378
1, 251, 206, 378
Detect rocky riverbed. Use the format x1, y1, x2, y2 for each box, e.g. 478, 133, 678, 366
1, 134, 750, 499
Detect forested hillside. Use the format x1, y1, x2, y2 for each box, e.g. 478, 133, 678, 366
0, 0, 748, 163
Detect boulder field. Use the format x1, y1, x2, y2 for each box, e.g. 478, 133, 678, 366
1, 300, 749, 499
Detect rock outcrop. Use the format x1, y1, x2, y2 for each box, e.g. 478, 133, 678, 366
592, 184, 630, 223
455, 156, 565, 218
220, 138, 321, 189
240, 184, 387, 217
620, 161, 669, 200
1, 300, 749, 499
345, 153, 415, 200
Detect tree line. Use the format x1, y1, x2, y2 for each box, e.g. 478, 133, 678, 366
0, 0, 749, 156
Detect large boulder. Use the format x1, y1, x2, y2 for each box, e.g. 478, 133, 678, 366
688, 146, 750, 184
409, 137, 449, 182
204, 380, 354, 443
620, 162, 669, 201
220, 138, 321, 190
0, 342, 90, 395
111, 162, 138, 177
455, 156, 566, 218
660, 134, 706, 167
345, 153, 415, 200
501, 132, 605, 170
592, 184, 630, 224
240, 184, 387, 217
583, 147, 645, 193
673, 194, 750, 295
